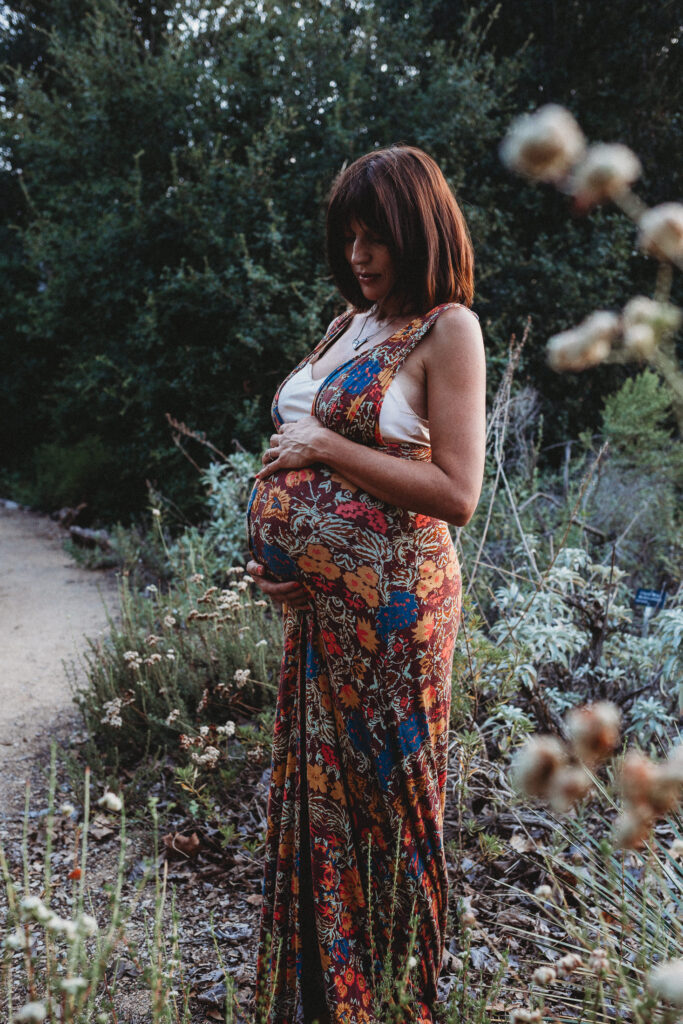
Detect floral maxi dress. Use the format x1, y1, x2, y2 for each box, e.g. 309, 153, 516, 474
247, 304, 461, 1023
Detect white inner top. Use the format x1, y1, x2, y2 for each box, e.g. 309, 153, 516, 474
278, 361, 430, 445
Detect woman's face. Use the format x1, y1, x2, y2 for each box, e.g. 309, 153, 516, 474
344, 218, 397, 312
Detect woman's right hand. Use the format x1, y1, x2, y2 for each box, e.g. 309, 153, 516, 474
246, 560, 311, 610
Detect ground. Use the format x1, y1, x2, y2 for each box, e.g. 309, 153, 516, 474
0, 502, 118, 818
0, 502, 262, 1022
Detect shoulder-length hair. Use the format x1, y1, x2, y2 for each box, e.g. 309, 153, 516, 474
326, 145, 474, 315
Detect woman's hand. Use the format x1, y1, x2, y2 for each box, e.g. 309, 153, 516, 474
246, 560, 311, 610
256, 416, 329, 479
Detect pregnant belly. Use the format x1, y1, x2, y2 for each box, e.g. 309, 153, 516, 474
246, 465, 457, 612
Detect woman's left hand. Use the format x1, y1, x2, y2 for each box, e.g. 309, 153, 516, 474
256, 416, 329, 479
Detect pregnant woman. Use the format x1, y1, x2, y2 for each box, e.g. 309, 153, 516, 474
246, 145, 486, 1024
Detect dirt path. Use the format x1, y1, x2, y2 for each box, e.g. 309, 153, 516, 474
0, 502, 118, 819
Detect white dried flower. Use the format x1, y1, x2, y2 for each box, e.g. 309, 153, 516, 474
510, 735, 568, 799
97, 791, 123, 813
15, 1002, 48, 1022
566, 701, 621, 764
500, 104, 585, 182
45, 915, 69, 934
461, 909, 477, 927
638, 202, 683, 262
236, 579, 249, 592
622, 322, 657, 359
588, 948, 609, 974
534, 884, 553, 899
165, 709, 180, 726
228, 565, 245, 575
166, 649, 176, 661
407, 955, 418, 969
216, 720, 236, 738
556, 952, 583, 977
20, 895, 43, 916
199, 725, 210, 737
35, 903, 55, 924
621, 296, 681, 358
123, 650, 140, 661
650, 957, 683, 1006
548, 764, 593, 812
532, 965, 556, 986
163, 615, 176, 628
60, 976, 88, 994
254, 602, 268, 609
668, 838, 683, 860
510, 1009, 541, 1024
623, 295, 682, 334
234, 668, 251, 689
144, 584, 158, 595
612, 807, 653, 850
189, 572, 204, 583
145, 633, 161, 647
5, 926, 28, 950
60, 802, 76, 817
76, 914, 98, 937
547, 311, 620, 372
571, 143, 641, 207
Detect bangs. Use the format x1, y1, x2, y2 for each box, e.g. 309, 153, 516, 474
328, 165, 394, 247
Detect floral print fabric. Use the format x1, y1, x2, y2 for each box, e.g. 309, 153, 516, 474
247, 305, 461, 1023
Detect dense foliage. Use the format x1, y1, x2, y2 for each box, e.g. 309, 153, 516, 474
1, 0, 681, 517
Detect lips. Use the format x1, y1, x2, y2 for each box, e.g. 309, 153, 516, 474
356, 273, 380, 284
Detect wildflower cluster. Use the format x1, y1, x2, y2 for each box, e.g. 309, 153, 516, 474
78, 563, 281, 777
511, 701, 620, 812
500, 103, 683, 377
179, 721, 235, 769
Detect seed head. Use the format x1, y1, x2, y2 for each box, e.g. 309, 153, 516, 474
638, 203, 683, 262
612, 807, 653, 850
15, 1002, 48, 1023
97, 791, 123, 813
571, 143, 641, 209
546, 312, 620, 372
532, 965, 556, 986
533, 884, 553, 899
510, 735, 568, 799
500, 105, 585, 183
588, 948, 609, 974
548, 764, 593, 812
650, 957, 683, 1006
566, 702, 621, 764
556, 953, 583, 978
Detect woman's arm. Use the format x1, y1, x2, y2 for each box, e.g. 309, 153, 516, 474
257, 307, 486, 526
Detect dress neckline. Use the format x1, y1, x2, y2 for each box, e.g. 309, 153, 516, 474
309, 310, 420, 383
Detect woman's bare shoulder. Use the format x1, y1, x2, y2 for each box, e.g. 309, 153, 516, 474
428, 304, 484, 358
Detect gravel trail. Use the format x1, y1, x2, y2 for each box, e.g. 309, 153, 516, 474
0, 503, 118, 818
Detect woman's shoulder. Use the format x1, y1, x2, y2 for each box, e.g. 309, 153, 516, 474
429, 303, 483, 351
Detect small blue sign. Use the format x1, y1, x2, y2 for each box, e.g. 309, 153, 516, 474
634, 588, 667, 609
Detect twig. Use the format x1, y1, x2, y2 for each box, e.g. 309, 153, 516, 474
165, 412, 231, 463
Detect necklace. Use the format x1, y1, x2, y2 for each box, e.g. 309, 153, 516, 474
350, 305, 399, 351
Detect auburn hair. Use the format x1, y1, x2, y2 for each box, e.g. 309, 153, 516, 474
326, 145, 474, 315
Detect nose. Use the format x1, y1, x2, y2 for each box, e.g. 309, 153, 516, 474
350, 236, 370, 267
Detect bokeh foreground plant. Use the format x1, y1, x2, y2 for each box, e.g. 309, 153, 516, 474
501, 103, 683, 427
509, 701, 683, 1023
